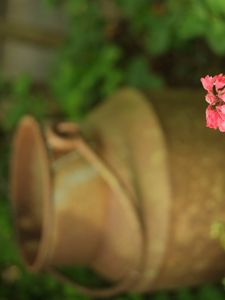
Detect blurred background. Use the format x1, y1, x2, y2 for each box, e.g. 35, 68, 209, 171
1, 0, 225, 299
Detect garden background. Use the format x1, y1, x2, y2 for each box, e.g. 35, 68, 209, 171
1, 0, 225, 299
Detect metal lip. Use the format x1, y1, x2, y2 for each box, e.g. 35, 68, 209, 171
10, 116, 53, 272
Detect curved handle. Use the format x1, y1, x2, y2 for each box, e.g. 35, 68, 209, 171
48, 267, 140, 299
45, 122, 82, 157
45, 122, 145, 298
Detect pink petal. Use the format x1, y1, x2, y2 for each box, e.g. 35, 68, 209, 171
218, 119, 225, 132
206, 105, 219, 129
216, 105, 225, 120
205, 93, 216, 104
215, 73, 225, 90
218, 91, 225, 102
201, 75, 215, 92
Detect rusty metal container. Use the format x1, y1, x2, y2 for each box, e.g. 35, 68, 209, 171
10, 88, 225, 297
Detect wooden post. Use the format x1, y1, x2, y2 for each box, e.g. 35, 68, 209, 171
1, 0, 66, 82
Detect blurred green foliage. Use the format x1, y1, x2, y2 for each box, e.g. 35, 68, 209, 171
1, 75, 47, 131
3, 0, 225, 128
1, 0, 225, 299
2, 0, 225, 127
46, 0, 225, 121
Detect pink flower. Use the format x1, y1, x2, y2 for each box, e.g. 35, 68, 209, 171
205, 104, 225, 132
218, 119, 225, 132
215, 73, 225, 91
218, 91, 225, 102
201, 73, 225, 132
201, 74, 225, 102
216, 104, 225, 120
201, 75, 215, 92
206, 106, 219, 129
205, 92, 216, 105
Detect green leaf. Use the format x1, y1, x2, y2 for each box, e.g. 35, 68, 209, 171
0, 201, 19, 263
205, 0, 225, 15
205, 17, 225, 54
11, 74, 32, 98
125, 56, 164, 88
152, 291, 170, 300
116, 0, 147, 17
176, 288, 194, 300
65, 0, 88, 16
127, 293, 144, 300
196, 284, 225, 300
177, 3, 208, 40
145, 17, 172, 55
102, 69, 123, 96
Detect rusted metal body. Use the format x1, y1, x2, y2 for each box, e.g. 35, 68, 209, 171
10, 88, 225, 297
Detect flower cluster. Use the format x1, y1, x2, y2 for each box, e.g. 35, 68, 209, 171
201, 74, 225, 132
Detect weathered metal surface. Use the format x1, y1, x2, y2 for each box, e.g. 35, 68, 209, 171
10, 88, 225, 297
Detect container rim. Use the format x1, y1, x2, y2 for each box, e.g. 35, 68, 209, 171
10, 116, 53, 271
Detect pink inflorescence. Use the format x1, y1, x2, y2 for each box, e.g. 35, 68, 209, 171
201, 74, 225, 132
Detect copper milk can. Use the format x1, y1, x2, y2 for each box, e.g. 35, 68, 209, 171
10, 88, 225, 297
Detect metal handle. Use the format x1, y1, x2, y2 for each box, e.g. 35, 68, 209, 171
45, 122, 145, 298
48, 267, 141, 299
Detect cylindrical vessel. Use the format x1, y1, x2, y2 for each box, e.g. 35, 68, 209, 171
10, 88, 225, 296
